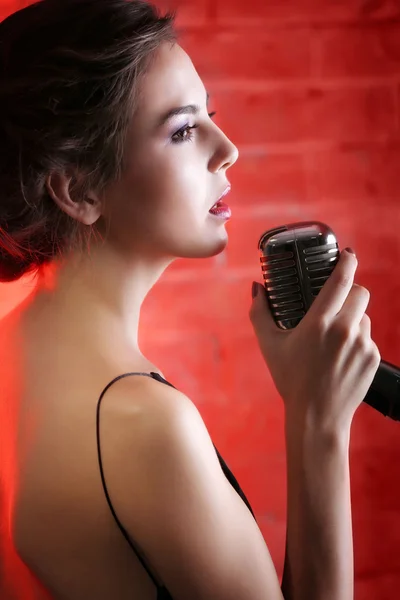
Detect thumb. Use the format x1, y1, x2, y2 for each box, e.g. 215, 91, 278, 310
249, 281, 281, 335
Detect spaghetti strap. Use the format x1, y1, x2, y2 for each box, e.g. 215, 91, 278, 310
96, 371, 169, 590
96, 370, 256, 599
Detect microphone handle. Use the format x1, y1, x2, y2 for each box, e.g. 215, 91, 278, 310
364, 359, 400, 421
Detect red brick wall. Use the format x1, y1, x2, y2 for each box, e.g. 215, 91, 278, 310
1, 1, 400, 598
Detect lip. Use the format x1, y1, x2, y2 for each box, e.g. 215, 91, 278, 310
210, 184, 231, 210
208, 202, 232, 219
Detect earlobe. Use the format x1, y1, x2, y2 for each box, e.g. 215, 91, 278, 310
45, 171, 102, 226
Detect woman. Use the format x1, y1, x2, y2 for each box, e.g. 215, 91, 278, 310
0, 1, 380, 599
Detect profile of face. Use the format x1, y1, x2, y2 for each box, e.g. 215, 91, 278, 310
97, 42, 239, 263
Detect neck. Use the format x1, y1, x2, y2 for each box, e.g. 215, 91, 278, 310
33, 243, 175, 353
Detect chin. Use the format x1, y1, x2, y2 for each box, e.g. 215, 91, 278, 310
185, 236, 228, 260
209, 237, 228, 257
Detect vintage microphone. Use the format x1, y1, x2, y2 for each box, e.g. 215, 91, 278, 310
258, 221, 400, 421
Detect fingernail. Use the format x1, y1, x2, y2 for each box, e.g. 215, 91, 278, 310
252, 281, 259, 299
344, 247, 356, 256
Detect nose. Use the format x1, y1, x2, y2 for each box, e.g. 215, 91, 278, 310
209, 128, 239, 173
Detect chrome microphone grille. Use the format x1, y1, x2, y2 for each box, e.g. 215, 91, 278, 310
260, 250, 304, 327
258, 222, 340, 330
303, 244, 340, 295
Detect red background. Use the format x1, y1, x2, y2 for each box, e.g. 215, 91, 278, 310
1, 0, 400, 598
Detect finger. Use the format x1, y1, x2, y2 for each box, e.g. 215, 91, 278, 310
359, 313, 372, 339
337, 284, 370, 329
249, 281, 285, 338
306, 249, 358, 325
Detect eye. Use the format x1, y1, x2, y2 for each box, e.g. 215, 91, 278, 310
171, 124, 198, 144
171, 111, 217, 144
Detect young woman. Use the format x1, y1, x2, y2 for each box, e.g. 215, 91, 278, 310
0, 1, 380, 599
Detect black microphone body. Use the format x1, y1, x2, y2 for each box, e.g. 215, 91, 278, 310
258, 221, 400, 421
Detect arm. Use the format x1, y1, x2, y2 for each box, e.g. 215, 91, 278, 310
280, 416, 353, 600
99, 376, 285, 600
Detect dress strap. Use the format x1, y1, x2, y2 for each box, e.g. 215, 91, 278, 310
96, 371, 167, 588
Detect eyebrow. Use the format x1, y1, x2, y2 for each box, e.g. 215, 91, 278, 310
158, 92, 210, 127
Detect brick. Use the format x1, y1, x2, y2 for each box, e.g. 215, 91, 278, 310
140, 330, 223, 404
229, 152, 309, 207
298, 202, 400, 272
217, 331, 284, 411
359, 272, 400, 364
215, 0, 400, 24
351, 444, 400, 589
351, 445, 400, 514
352, 403, 400, 451
0, 1, 35, 21
180, 29, 312, 80
202, 376, 285, 468
0, 0, 208, 25
318, 23, 400, 77
153, 0, 209, 27
222, 205, 399, 272
356, 573, 400, 600
397, 83, 400, 134
353, 509, 400, 577
224, 215, 282, 268
212, 85, 395, 145
192, 385, 284, 478
212, 401, 287, 520
257, 517, 286, 578
141, 277, 254, 336
236, 452, 287, 520
0, 3, 13, 21
307, 142, 400, 202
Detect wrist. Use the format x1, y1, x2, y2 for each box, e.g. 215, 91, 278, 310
284, 410, 351, 452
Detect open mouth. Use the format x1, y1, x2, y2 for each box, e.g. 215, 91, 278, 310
208, 200, 232, 219
210, 185, 231, 211
209, 199, 224, 211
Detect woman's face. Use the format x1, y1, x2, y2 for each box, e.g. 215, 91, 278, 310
100, 42, 239, 262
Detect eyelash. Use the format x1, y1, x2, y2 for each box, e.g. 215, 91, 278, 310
171, 111, 217, 144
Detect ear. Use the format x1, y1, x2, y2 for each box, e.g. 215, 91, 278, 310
45, 170, 103, 226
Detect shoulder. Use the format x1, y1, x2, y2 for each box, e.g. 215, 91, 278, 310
96, 370, 195, 430
97, 371, 211, 473
96, 373, 283, 600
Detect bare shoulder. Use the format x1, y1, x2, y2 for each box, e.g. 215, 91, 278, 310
96, 370, 191, 437
98, 374, 284, 600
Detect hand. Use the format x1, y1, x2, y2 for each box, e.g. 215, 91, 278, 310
249, 249, 381, 431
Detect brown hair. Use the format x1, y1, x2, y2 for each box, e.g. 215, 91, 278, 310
0, 0, 176, 282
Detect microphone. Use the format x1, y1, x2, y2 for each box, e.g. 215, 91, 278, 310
257, 221, 400, 421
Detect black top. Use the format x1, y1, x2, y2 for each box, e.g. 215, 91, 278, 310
96, 371, 257, 600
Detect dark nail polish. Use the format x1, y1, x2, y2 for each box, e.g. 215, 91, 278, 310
252, 281, 259, 299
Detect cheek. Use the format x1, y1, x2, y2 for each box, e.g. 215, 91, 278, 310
121, 142, 208, 221
159, 156, 208, 212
